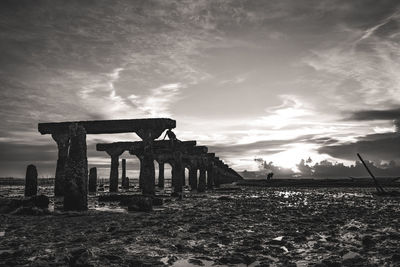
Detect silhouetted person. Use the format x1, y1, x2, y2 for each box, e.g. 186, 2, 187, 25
267, 172, 274, 181
163, 129, 177, 141
162, 128, 181, 147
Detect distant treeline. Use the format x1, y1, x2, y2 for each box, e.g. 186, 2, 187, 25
250, 158, 400, 179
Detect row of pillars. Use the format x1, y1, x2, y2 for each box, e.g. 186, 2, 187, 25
93, 156, 220, 194
46, 124, 233, 211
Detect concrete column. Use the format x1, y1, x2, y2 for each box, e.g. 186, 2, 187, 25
64, 124, 88, 211
172, 152, 183, 194
125, 177, 130, 189
214, 167, 221, 187
25, 164, 38, 197
110, 155, 119, 192
51, 133, 70, 196
141, 142, 155, 195
158, 161, 165, 188
121, 159, 127, 189
105, 148, 124, 192
207, 164, 214, 189
198, 168, 206, 192
88, 167, 97, 192
188, 167, 198, 190
182, 168, 186, 186
137, 155, 144, 189
172, 163, 184, 194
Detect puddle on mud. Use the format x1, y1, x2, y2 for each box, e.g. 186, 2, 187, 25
160, 256, 261, 267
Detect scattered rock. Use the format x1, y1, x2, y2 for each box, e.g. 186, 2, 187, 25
0, 195, 49, 214
152, 197, 163, 206
342, 251, 362, 265
10, 206, 50, 216
188, 258, 204, 266
392, 253, 400, 262
0, 198, 23, 213
361, 235, 375, 248
217, 196, 231, 201
68, 247, 92, 267
23, 195, 49, 209
218, 253, 255, 265
127, 196, 153, 212
320, 257, 341, 267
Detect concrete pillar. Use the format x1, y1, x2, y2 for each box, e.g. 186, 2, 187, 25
121, 159, 127, 189
172, 164, 184, 194
141, 143, 155, 195
207, 165, 214, 189
214, 167, 221, 187
105, 148, 124, 192
125, 177, 130, 189
25, 164, 37, 197
122, 158, 126, 180
198, 168, 206, 192
51, 133, 69, 196
64, 124, 88, 211
182, 168, 186, 186
88, 167, 97, 192
158, 161, 165, 188
110, 155, 119, 192
137, 155, 144, 189
172, 152, 183, 194
189, 167, 197, 190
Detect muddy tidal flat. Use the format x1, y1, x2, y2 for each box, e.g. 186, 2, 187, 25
1, 187, 400, 266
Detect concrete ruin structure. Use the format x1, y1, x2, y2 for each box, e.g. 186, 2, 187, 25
96, 140, 197, 195
97, 140, 242, 195
38, 117, 242, 210
38, 118, 175, 210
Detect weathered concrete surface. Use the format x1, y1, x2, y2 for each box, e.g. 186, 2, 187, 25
207, 164, 214, 189
198, 168, 207, 192
124, 177, 130, 189
121, 159, 127, 189
52, 133, 69, 196
64, 124, 88, 211
104, 147, 125, 192
188, 167, 198, 190
88, 167, 97, 192
157, 160, 165, 188
172, 151, 184, 194
25, 164, 38, 197
141, 143, 155, 195
39, 118, 176, 140
97, 140, 196, 153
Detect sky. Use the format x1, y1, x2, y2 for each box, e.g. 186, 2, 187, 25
0, 0, 400, 178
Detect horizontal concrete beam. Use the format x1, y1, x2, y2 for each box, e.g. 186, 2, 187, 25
186, 146, 208, 154
38, 118, 176, 136
96, 140, 196, 153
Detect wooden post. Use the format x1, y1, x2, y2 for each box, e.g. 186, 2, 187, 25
357, 153, 385, 193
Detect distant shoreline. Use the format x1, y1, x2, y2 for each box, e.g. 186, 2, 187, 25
237, 178, 400, 188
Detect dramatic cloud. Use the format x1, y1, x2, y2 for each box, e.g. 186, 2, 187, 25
346, 107, 400, 121
1, 0, 400, 177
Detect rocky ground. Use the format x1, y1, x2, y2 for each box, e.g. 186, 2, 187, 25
1, 187, 400, 266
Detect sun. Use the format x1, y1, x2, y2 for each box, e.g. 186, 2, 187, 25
267, 143, 326, 171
